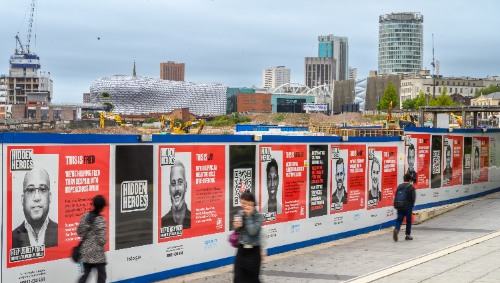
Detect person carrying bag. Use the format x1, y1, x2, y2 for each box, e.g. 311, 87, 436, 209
76, 195, 108, 283
393, 173, 416, 242
232, 192, 264, 283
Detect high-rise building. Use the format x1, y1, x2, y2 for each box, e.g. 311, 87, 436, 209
262, 66, 290, 89
83, 93, 91, 103
160, 61, 185, 81
0, 52, 53, 104
304, 57, 336, 88
378, 12, 424, 75
318, 35, 348, 81
348, 67, 357, 80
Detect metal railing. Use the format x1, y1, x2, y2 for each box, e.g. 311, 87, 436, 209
311, 126, 404, 137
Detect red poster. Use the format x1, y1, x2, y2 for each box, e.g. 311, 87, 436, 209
367, 146, 398, 209
442, 135, 463, 187
330, 144, 366, 214
473, 137, 489, 183
6, 145, 110, 268
259, 145, 307, 224
404, 134, 430, 189
158, 145, 225, 242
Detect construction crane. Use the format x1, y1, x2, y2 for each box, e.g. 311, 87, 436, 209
100, 112, 126, 128
15, 0, 36, 54
431, 34, 435, 76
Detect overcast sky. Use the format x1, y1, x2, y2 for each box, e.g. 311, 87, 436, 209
1, 0, 498, 103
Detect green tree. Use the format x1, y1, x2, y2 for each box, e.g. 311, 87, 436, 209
379, 81, 400, 109
402, 98, 416, 109
475, 84, 500, 97
414, 91, 428, 109
434, 85, 457, 106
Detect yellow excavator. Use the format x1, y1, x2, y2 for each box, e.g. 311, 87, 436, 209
174, 119, 204, 135
384, 101, 399, 129
100, 112, 126, 128
399, 113, 418, 128
448, 112, 463, 128
160, 115, 175, 132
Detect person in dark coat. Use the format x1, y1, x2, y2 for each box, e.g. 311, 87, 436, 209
13, 167, 58, 249
393, 173, 417, 241
233, 192, 264, 283
77, 195, 107, 283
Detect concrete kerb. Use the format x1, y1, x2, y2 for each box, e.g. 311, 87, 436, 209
163, 191, 500, 283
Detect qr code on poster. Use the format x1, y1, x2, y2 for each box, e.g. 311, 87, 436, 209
233, 168, 252, 206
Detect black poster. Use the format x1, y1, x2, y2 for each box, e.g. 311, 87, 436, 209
309, 145, 328, 218
115, 145, 154, 250
228, 145, 256, 228
463, 137, 472, 185
431, 135, 442, 189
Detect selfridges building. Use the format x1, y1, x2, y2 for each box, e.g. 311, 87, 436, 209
90, 75, 227, 115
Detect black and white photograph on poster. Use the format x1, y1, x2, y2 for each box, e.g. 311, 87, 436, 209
405, 136, 417, 184
368, 149, 382, 208
160, 151, 192, 238
473, 139, 480, 182
260, 148, 283, 222
115, 145, 154, 250
431, 135, 442, 189
11, 153, 59, 262
331, 147, 347, 211
443, 137, 453, 185
463, 137, 472, 185
228, 145, 256, 230
309, 145, 328, 218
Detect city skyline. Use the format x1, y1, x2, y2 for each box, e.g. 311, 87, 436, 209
0, 0, 498, 103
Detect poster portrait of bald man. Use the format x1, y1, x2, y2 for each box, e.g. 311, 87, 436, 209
161, 158, 192, 229
12, 167, 58, 248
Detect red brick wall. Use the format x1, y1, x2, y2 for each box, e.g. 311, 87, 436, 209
12, 104, 26, 118
61, 107, 74, 120
237, 93, 272, 113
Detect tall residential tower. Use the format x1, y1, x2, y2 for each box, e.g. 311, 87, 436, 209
318, 35, 348, 81
378, 12, 423, 75
160, 61, 185, 81
263, 66, 290, 89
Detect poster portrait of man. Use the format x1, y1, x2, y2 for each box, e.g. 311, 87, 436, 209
406, 143, 417, 184
161, 159, 191, 229
368, 157, 382, 204
262, 158, 282, 214
331, 158, 348, 204
443, 145, 453, 183
12, 167, 58, 249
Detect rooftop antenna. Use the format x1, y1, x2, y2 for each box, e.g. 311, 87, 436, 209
431, 34, 435, 77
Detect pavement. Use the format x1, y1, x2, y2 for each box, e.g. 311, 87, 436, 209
165, 191, 500, 283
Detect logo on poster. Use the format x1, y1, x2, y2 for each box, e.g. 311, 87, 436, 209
233, 168, 252, 206
160, 148, 175, 165
261, 147, 271, 162
121, 180, 148, 213
10, 149, 34, 171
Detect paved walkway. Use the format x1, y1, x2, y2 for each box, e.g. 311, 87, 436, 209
166, 192, 500, 283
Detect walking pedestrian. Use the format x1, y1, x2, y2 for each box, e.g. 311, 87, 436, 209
233, 192, 264, 283
77, 195, 107, 283
393, 173, 416, 241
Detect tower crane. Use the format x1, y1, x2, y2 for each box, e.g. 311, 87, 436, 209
15, 0, 36, 54
431, 34, 435, 76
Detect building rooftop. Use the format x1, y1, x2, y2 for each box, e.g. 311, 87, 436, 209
479, 92, 500, 99
379, 12, 423, 23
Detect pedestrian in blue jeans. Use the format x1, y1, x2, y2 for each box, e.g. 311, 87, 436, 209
393, 173, 416, 241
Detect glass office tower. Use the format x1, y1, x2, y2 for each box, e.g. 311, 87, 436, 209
378, 13, 424, 75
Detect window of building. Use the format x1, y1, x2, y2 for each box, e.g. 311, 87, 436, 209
473, 83, 476, 86
41, 110, 49, 120
252, 109, 255, 112
453, 82, 455, 85
455, 88, 458, 93
447, 81, 449, 85
54, 110, 61, 119
468, 82, 470, 86
460, 88, 463, 93
252, 100, 254, 104
28, 109, 36, 119
439, 87, 441, 92
427, 87, 430, 92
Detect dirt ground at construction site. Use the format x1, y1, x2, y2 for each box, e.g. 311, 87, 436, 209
13, 113, 385, 135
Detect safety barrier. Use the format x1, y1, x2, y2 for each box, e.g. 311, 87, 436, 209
1, 128, 500, 283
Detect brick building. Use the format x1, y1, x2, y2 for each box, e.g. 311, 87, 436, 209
83, 93, 91, 103
237, 93, 272, 113
160, 61, 185, 81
